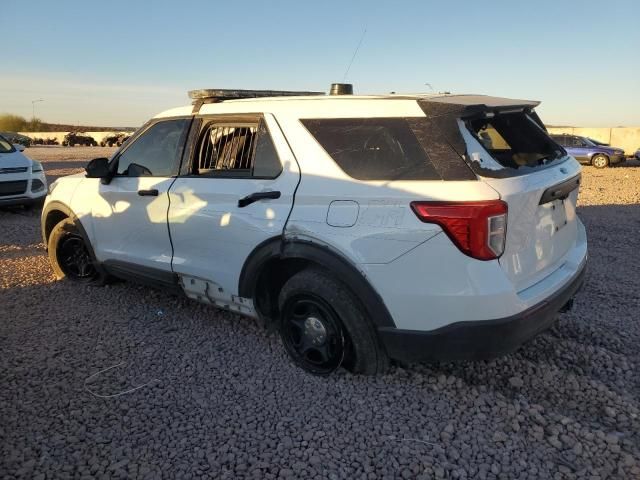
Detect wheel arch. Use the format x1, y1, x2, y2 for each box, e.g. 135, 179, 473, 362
41, 201, 95, 261
239, 237, 396, 329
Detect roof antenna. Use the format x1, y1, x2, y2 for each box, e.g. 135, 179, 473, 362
342, 25, 367, 82
424, 83, 434, 92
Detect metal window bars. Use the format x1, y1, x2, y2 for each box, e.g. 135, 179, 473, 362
198, 124, 258, 175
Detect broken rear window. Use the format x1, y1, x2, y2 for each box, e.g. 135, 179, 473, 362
466, 112, 565, 171
302, 118, 449, 181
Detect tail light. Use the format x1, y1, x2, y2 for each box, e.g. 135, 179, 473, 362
410, 200, 508, 260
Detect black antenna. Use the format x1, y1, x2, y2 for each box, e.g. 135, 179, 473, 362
342, 25, 367, 82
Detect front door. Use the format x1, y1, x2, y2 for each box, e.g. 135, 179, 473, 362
91, 118, 192, 271
168, 114, 299, 300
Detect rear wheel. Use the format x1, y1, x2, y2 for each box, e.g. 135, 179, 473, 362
592, 154, 609, 169
278, 268, 388, 375
48, 218, 106, 284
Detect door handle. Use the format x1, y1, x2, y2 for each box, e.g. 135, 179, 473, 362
238, 190, 281, 208
138, 189, 159, 197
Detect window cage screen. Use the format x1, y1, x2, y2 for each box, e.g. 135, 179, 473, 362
197, 124, 258, 174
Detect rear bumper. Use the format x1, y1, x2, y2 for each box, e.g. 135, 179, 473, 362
378, 261, 586, 363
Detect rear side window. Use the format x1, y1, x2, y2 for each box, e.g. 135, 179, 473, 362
193, 119, 281, 178
302, 118, 471, 181
467, 112, 564, 170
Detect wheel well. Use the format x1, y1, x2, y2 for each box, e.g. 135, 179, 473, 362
253, 257, 315, 322
241, 240, 396, 330
44, 210, 69, 243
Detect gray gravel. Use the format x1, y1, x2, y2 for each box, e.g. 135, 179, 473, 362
1, 148, 639, 479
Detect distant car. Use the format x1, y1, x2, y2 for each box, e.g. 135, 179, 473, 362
100, 132, 130, 147
62, 132, 97, 147
550, 134, 625, 168
0, 134, 47, 208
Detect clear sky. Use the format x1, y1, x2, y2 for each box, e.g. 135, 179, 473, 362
2, 0, 639, 127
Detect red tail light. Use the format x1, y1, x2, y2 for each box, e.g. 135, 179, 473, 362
410, 200, 508, 260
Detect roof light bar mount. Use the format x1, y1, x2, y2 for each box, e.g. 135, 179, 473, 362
189, 88, 325, 113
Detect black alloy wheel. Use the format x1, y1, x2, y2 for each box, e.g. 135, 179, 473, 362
56, 234, 96, 280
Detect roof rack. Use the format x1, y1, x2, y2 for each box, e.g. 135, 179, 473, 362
189, 88, 325, 112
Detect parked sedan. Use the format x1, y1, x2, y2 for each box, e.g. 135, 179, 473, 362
0, 134, 47, 208
550, 134, 625, 168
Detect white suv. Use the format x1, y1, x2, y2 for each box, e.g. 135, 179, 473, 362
42, 87, 587, 375
0, 134, 47, 208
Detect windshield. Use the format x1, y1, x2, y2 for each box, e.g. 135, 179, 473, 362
588, 137, 608, 146
466, 112, 565, 171
0, 135, 15, 153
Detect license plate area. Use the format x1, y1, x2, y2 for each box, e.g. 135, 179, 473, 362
550, 199, 568, 232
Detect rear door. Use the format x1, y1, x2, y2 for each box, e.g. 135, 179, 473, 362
461, 111, 582, 292
168, 113, 299, 298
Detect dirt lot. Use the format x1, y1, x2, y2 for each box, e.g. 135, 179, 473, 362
1, 147, 639, 479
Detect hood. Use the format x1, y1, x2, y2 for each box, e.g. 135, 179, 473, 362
0, 150, 31, 169
601, 145, 624, 154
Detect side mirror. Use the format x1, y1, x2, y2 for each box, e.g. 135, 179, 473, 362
85, 157, 111, 178
13, 144, 25, 152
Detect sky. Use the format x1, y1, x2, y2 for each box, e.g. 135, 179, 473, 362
2, 0, 639, 127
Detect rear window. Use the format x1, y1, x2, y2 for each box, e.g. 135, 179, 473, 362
467, 112, 565, 171
302, 118, 475, 181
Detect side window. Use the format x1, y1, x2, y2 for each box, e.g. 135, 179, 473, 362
116, 119, 190, 177
193, 118, 282, 178
552, 136, 566, 147
302, 118, 442, 181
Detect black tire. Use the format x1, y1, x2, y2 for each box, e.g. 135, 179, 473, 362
48, 217, 106, 284
592, 154, 609, 169
278, 268, 388, 375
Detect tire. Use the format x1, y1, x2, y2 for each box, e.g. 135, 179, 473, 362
592, 154, 609, 169
278, 268, 388, 375
48, 217, 106, 284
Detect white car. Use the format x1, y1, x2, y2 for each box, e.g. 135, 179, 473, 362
0, 134, 47, 208
41, 86, 587, 375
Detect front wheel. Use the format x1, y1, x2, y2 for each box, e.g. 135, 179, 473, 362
592, 154, 609, 169
48, 218, 106, 284
278, 268, 388, 375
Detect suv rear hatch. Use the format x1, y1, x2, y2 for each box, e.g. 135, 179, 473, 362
419, 97, 581, 292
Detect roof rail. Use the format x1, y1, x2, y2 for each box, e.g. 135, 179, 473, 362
189, 88, 325, 113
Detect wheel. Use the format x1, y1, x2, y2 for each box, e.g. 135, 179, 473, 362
48, 218, 105, 283
278, 268, 388, 375
592, 154, 609, 169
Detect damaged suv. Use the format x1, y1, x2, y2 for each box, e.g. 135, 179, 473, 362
42, 86, 587, 375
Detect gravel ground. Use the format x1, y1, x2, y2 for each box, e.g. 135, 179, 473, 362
1, 148, 639, 479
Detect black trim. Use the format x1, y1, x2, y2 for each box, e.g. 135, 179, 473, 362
539, 174, 581, 205
378, 262, 587, 363
102, 260, 181, 293
0, 194, 45, 207
239, 238, 396, 328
